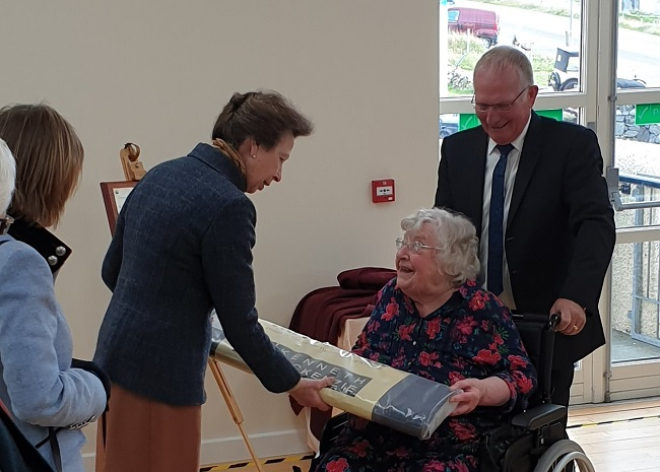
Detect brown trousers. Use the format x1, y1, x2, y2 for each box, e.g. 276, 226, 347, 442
95, 384, 202, 472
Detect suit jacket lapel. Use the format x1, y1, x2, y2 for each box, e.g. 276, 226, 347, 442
508, 112, 542, 228
467, 130, 489, 236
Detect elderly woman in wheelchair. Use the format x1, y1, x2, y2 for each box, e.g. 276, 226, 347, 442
312, 208, 537, 472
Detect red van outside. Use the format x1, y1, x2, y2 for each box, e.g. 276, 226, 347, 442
447, 7, 499, 47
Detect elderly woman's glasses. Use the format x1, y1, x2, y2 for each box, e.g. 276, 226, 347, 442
395, 238, 441, 254
471, 86, 529, 113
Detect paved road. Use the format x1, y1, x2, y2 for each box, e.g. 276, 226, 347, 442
450, 0, 660, 86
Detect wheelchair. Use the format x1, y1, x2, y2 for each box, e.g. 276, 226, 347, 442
308, 313, 596, 472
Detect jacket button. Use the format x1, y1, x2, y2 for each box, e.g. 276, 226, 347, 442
48, 255, 58, 266
55, 246, 66, 256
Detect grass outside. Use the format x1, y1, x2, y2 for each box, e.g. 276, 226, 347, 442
446, 34, 555, 95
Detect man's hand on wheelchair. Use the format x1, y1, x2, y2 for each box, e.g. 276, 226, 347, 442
288, 376, 335, 411
551, 298, 586, 336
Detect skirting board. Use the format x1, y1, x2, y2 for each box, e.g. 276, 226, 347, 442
81, 429, 309, 472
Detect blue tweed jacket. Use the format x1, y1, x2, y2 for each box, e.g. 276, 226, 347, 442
93, 143, 301, 405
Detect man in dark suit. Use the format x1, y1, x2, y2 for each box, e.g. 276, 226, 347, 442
434, 46, 615, 408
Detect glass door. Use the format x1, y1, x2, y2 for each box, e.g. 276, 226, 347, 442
599, 0, 660, 402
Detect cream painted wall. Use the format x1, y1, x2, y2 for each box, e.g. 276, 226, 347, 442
1, 0, 439, 468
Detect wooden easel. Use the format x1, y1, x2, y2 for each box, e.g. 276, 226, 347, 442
207, 358, 266, 472
101, 143, 265, 471
119, 142, 146, 181
99, 143, 145, 235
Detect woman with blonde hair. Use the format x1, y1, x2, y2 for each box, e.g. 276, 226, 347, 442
1, 104, 84, 274
0, 104, 108, 472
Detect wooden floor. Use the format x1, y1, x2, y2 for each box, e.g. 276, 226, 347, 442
567, 398, 660, 472
204, 398, 660, 472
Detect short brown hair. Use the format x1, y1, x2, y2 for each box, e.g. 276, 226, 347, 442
0, 104, 84, 227
212, 90, 314, 150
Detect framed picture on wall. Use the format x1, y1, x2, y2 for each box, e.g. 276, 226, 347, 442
100, 181, 137, 235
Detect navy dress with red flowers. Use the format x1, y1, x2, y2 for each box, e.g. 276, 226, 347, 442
313, 278, 537, 472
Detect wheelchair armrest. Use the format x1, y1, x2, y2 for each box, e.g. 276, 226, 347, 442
511, 404, 566, 431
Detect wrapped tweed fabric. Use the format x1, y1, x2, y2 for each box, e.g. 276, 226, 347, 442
210, 316, 458, 440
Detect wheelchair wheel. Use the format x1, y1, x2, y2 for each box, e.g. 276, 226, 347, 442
532, 439, 595, 472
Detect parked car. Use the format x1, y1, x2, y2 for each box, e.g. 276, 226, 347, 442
447, 7, 499, 47
548, 47, 579, 91
439, 114, 459, 138
548, 47, 646, 91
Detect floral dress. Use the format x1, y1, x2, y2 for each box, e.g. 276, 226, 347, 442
314, 278, 537, 472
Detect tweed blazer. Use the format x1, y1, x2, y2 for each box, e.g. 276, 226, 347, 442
94, 143, 300, 405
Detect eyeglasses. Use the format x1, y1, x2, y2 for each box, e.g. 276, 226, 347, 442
472, 86, 529, 113
395, 238, 441, 254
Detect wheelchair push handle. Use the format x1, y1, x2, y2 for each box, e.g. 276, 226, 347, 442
511, 311, 561, 330
549, 313, 560, 330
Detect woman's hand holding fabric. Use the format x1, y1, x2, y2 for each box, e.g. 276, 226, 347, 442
288, 376, 335, 411
449, 376, 511, 416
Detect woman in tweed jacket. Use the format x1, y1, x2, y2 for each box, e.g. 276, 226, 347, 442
94, 91, 333, 472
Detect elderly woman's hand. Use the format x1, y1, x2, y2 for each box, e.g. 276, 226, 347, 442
288, 376, 335, 411
449, 379, 484, 416
449, 376, 511, 416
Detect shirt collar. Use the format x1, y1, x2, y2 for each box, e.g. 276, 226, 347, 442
486, 113, 532, 156
396, 279, 479, 319
457, 278, 482, 300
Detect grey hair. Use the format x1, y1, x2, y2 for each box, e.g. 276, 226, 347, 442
474, 45, 535, 88
401, 208, 480, 287
0, 139, 16, 217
